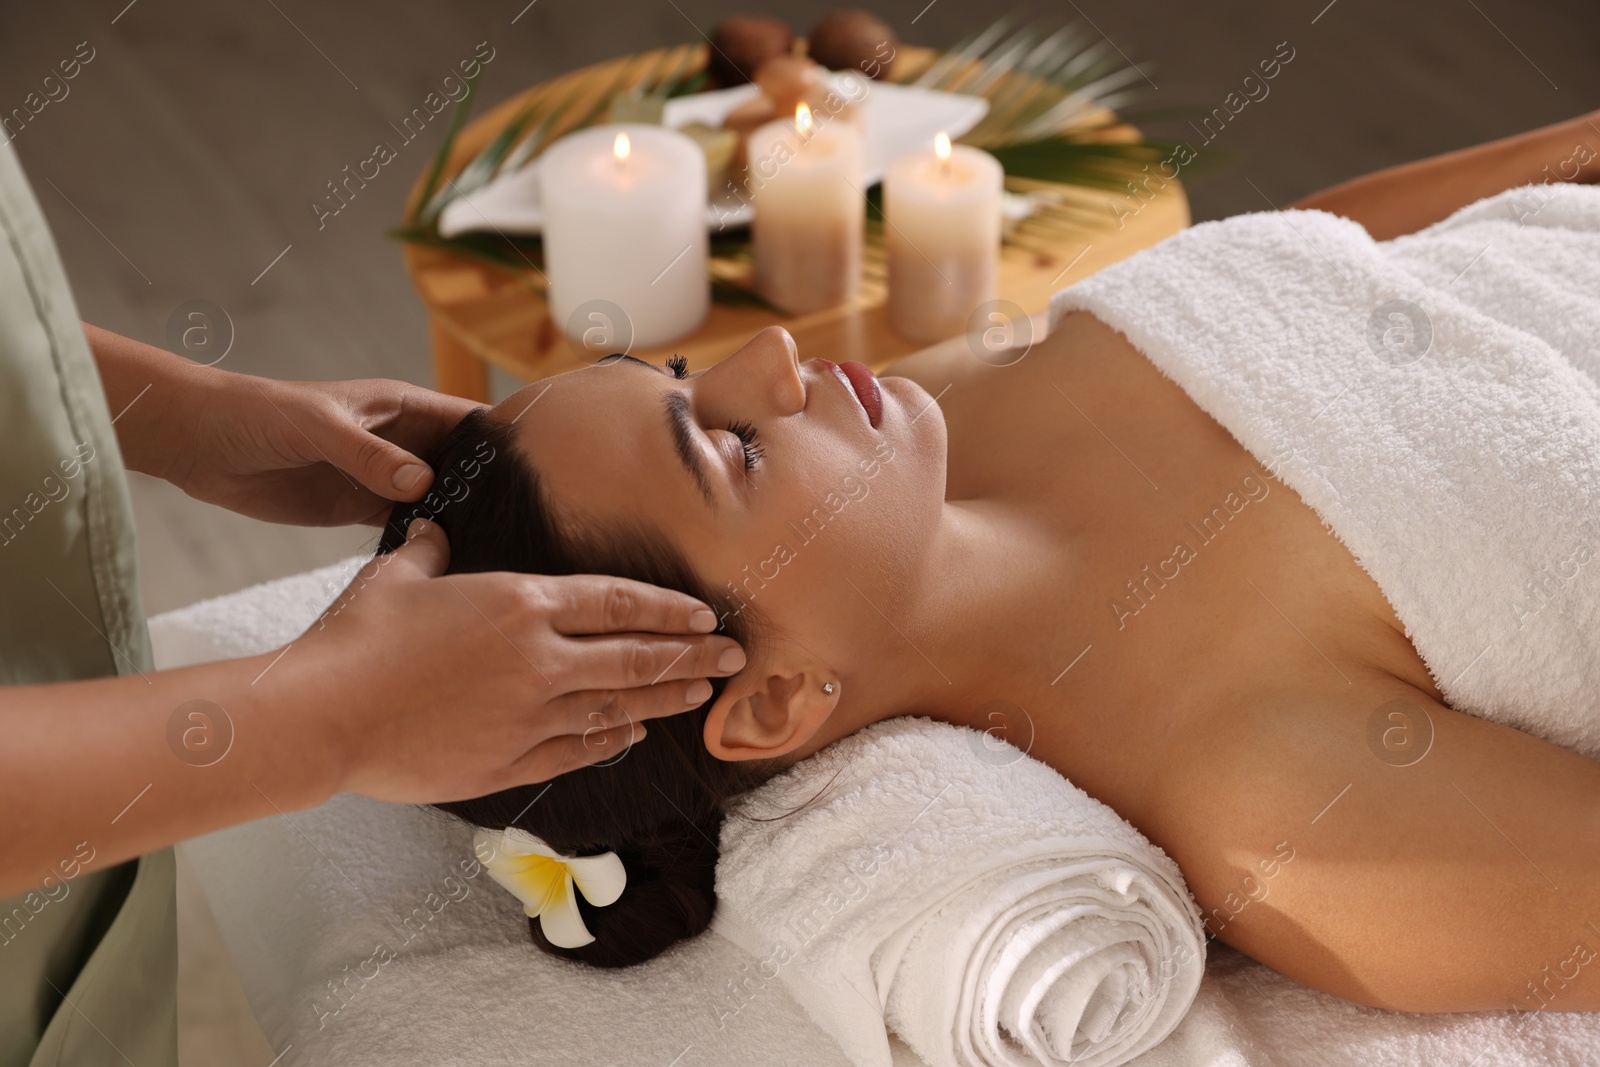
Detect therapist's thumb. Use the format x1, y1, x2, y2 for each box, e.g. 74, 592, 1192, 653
390, 517, 451, 578
350, 436, 434, 501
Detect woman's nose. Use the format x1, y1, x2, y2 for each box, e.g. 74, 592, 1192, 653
718, 326, 805, 415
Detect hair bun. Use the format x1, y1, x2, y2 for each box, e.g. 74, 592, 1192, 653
532, 812, 724, 969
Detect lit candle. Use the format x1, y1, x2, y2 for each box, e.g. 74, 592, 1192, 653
539, 124, 709, 350
748, 102, 865, 315
884, 132, 1003, 344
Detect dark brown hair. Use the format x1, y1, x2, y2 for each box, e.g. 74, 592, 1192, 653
375, 407, 781, 967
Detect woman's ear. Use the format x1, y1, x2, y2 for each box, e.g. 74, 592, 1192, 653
703, 661, 838, 762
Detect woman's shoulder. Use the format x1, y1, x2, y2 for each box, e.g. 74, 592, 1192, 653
879, 307, 1115, 395
878, 327, 991, 388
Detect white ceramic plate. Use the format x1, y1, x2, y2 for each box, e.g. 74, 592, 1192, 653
436, 75, 989, 237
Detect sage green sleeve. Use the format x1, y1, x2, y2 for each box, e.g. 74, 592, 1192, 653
0, 140, 177, 1067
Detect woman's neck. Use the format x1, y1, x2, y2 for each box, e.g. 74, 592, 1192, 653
820, 498, 1082, 747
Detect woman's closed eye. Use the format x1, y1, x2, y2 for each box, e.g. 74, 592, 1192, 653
725, 420, 764, 471
663, 355, 764, 473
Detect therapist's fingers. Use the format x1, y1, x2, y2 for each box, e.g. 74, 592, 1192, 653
313, 416, 436, 501
509, 722, 647, 786
340, 379, 480, 462
541, 573, 724, 636
546, 677, 717, 738
302, 379, 480, 503
385, 517, 451, 579
560, 633, 746, 694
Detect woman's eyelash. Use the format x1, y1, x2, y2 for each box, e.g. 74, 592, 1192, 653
666, 354, 688, 379
726, 419, 764, 471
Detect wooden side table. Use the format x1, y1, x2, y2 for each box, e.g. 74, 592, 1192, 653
402, 44, 1188, 401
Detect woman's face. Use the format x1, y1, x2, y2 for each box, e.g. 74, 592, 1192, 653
493, 327, 947, 713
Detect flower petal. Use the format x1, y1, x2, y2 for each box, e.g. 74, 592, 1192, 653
472, 829, 499, 865
538, 870, 595, 948
476, 830, 566, 917
567, 851, 627, 908
473, 829, 626, 942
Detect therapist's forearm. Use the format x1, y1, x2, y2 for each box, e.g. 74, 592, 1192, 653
81, 322, 217, 480
0, 652, 340, 899
1291, 110, 1600, 240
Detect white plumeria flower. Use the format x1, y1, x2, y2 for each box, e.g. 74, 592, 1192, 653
473, 827, 627, 949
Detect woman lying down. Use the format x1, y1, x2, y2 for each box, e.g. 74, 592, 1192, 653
377, 111, 1600, 1014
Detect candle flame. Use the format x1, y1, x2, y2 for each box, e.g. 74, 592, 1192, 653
613, 131, 631, 163
795, 101, 813, 137
934, 131, 952, 161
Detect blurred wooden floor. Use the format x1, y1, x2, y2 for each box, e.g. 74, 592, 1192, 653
2, 0, 1597, 1062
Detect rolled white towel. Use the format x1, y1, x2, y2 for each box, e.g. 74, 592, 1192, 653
713, 718, 1205, 1067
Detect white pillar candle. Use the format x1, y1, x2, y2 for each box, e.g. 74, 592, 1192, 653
884, 133, 1003, 344
748, 103, 865, 315
539, 123, 708, 350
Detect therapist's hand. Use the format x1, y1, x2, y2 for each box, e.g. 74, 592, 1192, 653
0, 515, 750, 894
276, 518, 748, 802
171, 372, 479, 527
85, 322, 478, 526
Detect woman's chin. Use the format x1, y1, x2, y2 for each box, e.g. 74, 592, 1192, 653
881, 373, 945, 446
877, 374, 949, 514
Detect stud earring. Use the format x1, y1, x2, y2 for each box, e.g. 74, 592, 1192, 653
822, 682, 836, 695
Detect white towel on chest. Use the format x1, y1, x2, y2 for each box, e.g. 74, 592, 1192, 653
1049, 183, 1600, 754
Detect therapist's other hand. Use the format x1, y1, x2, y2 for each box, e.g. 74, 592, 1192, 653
284, 518, 748, 803
171, 372, 478, 526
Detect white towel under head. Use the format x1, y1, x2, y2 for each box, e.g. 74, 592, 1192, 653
713, 718, 1206, 1067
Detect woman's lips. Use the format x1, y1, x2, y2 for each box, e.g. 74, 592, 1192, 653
815, 358, 883, 428
836, 360, 882, 428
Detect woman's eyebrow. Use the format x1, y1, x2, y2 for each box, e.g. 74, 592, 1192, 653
597, 353, 659, 372
664, 390, 716, 510
594, 353, 715, 508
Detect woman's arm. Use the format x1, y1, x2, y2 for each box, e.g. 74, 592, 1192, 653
1147, 682, 1600, 1013
1291, 110, 1600, 240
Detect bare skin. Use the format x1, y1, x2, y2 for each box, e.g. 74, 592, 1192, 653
876, 110, 1600, 1013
